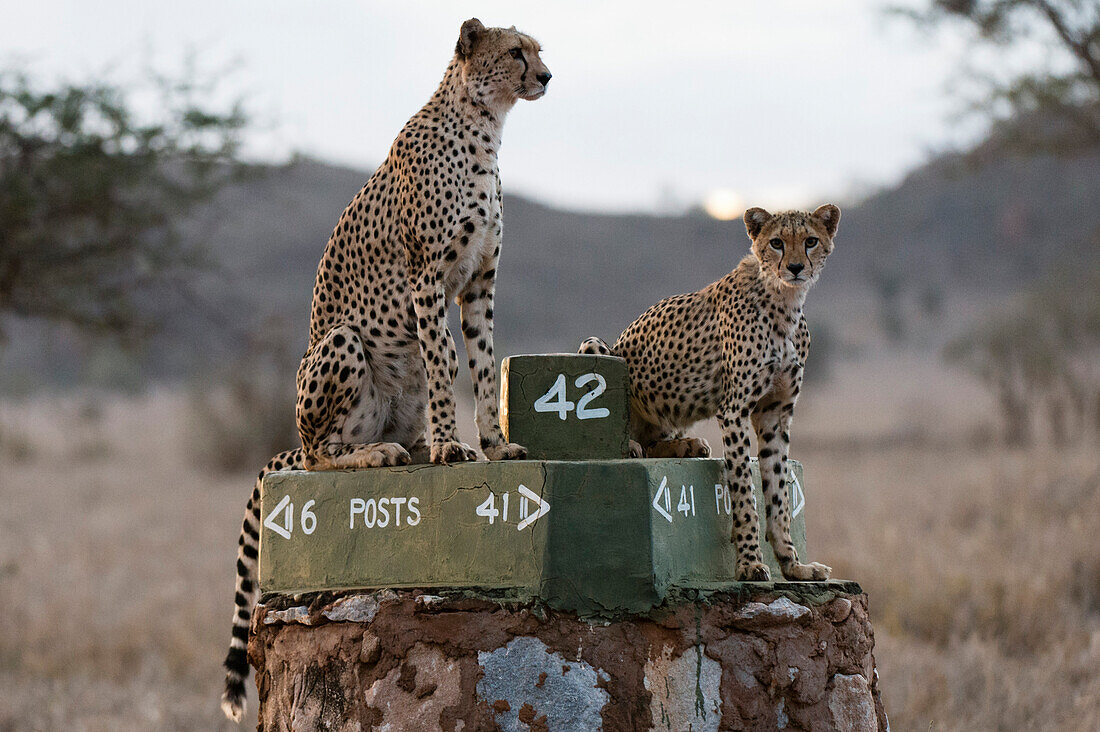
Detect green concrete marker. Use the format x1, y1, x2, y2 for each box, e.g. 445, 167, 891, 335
262, 354, 819, 615
501, 354, 631, 460
259, 459, 809, 616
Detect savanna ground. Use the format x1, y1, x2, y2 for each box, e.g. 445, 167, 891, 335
1, 353, 1098, 730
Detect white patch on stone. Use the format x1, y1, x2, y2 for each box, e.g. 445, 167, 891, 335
477, 636, 609, 732
265, 606, 311, 625
363, 643, 461, 731
829, 673, 878, 732
643, 645, 721, 732
323, 595, 381, 623
730, 597, 810, 627
320, 590, 399, 623
776, 697, 789, 729
414, 594, 445, 610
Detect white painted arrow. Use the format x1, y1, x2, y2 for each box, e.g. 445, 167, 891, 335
652, 476, 673, 523
790, 474, 806, 518
516, 484, 550, 531
263, 494, 293, 539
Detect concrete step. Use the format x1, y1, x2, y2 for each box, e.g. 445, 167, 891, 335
259, 457, 810, 616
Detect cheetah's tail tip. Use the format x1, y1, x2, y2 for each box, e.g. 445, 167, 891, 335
221, 683, 246, 723
578, 336, 612, 356
222, 661, 248, 722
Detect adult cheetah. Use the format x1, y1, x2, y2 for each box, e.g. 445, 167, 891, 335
580, 205, 838, 583
220, 19, 550, 721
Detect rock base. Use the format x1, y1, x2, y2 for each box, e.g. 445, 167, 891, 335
250, 583, 886, 731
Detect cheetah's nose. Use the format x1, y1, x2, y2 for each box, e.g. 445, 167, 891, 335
536, 72, 552, 86
786, 263, 804, 276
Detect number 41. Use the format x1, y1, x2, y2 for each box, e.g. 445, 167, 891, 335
533, 373, 609, 421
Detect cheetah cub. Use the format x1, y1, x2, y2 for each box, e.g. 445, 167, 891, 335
580, 205, 839, 582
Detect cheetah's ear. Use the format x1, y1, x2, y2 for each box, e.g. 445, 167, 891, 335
812, 204, 841, 238
743, 207, 772, 240
457, 18, 485, 58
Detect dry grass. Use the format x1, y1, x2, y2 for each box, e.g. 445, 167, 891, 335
804, 443, 1100, 731
0, 391, 248, 730
1, 356, 1098, 730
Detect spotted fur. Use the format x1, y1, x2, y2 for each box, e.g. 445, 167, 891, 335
580, 205, 840, 582
220, 19, 550, 721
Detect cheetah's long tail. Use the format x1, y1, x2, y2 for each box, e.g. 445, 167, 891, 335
221, 448, 304, 722
578, 336, 614, 356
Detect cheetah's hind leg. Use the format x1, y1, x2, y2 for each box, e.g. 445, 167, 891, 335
386, 383, 432, 464
645, 437, 711, 458
296, 324, 410, 470
579, 336, 641, 457
578, 336, 613, 356
634, 421, 710, 459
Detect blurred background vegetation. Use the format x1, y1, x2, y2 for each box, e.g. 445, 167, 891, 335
1, 0, 1098, 729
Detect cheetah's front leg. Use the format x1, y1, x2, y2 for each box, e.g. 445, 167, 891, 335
718, 408, 770, 581
412, 276, 477, 464
458, 247, 526, 461
752, 373, 832, 581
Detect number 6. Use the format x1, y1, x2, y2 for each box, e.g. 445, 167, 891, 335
301, 499, 317, 535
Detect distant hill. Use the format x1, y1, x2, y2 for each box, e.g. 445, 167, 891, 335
2, 146, 1098, 391
835, 147, 1100, 288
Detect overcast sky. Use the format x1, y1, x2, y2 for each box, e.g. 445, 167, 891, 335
3, 1, 978, 213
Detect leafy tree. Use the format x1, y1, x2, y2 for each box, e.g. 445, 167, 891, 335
0, 69, 248, 341
903, 0, 1100, 153
907, 2, 1100, 441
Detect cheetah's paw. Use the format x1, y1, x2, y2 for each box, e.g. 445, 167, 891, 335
646, 437, 711, 458
684, 438, 711, 457
431, 440, 478, 465
627, 440, 644, 459
781, 561, 832, 581
736, 560, 772, 582
350, 442, 410, 468
483, 442, 527, 461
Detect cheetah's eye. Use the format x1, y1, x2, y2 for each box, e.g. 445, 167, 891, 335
805, 237, 819, 249
768, 238, 784, 251
509, 48, 524, 60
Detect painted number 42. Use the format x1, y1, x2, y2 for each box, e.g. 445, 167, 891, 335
533, 373, 609, 421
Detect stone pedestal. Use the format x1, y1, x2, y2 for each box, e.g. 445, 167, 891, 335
250, 584, 887, 731
251, 353, 884, 730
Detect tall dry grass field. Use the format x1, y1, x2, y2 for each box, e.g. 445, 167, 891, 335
1, 355, 1097, 729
